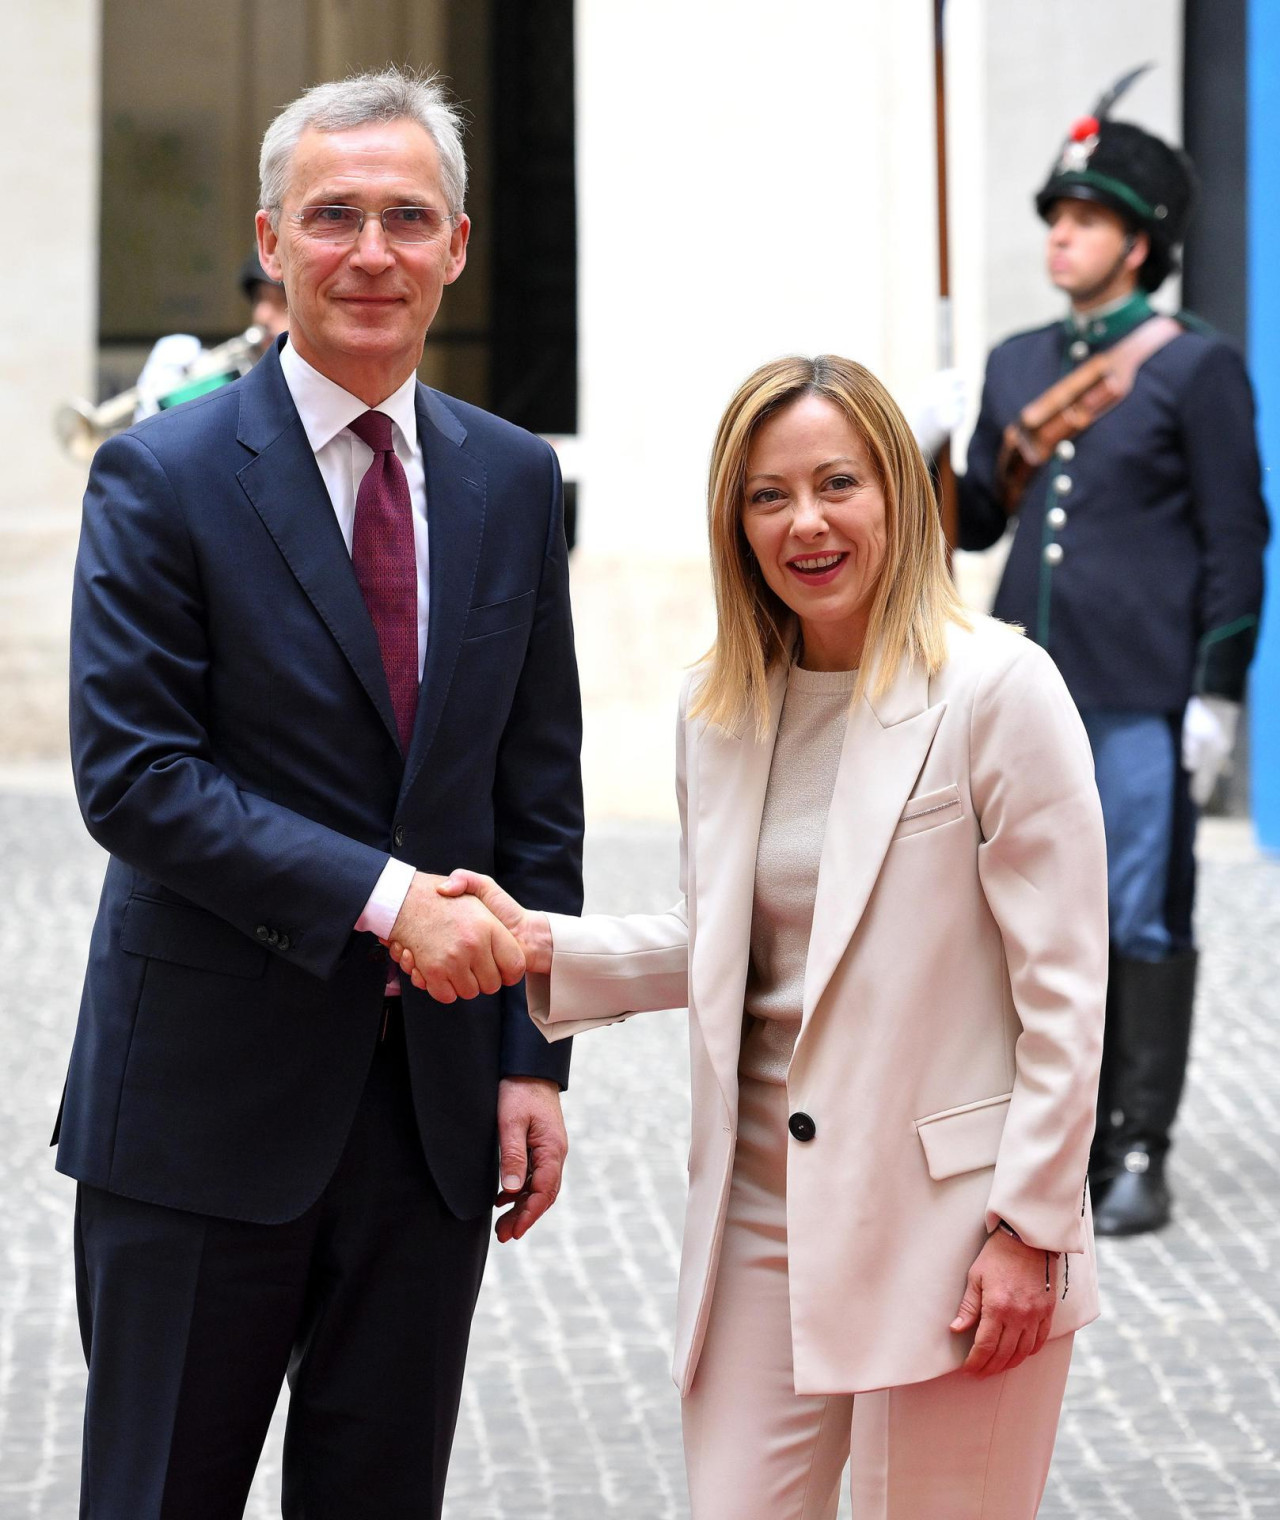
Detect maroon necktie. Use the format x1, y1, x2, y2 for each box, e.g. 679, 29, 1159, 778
349, 410, 418, 753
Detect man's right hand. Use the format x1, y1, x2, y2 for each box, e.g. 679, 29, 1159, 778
386, 872, 526, 1003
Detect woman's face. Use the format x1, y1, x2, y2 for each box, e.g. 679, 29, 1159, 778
741, 393, 888, 672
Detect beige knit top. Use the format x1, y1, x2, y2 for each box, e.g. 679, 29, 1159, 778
739, 663, 858, 1085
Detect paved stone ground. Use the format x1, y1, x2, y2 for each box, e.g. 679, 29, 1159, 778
2, 791, 1278, 1518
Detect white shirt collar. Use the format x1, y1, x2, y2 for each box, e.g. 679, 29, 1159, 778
279, 339, 420, 455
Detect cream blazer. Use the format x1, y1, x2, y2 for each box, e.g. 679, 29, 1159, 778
528, 616, 1108, 1396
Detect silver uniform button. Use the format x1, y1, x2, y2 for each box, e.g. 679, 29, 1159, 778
1123, 1150, 1150, 1174
1053, 474, 1072, 495
1043, 542, 1065, 566
1047, 506, 1067, 530
1055, 439, 1076, 461
1069, 339, 1089, 361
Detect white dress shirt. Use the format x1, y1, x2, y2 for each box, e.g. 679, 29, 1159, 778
278, 340, 421, 943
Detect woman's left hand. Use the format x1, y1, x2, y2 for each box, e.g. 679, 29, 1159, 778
949, 1228, 1058, 1378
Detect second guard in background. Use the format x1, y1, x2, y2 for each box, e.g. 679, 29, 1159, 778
951, 77, 1269, 1236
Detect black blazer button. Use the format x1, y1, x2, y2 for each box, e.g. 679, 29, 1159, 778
267, 928, 280, 946
255, 925, 270, 942
393, 823, 406, 848
277, 934, 291, 951
788, 1111, 817, 1143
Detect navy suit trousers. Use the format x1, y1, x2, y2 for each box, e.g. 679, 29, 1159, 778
74, 1004, 490, 1520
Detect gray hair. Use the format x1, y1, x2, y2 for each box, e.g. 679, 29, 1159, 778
259, 67, 467, 223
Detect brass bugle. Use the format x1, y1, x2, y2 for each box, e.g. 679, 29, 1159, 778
55, 326, 265, 462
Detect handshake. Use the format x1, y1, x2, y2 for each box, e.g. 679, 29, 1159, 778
384, 869, 553, 1001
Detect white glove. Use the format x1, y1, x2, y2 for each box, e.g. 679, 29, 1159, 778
1181, 695, 1240, 806
134, 333, 203, 421
910, 368, 970, 456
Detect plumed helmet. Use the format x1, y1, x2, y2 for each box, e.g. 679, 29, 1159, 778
1034, 65, 1197, 292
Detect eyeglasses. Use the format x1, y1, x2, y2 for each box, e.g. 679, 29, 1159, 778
288, 204, 457, 245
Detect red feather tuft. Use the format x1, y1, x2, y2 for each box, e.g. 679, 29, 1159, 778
1070, 116, 1100, 142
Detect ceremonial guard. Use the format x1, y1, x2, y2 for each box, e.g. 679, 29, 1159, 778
952, 78, 1269, 1236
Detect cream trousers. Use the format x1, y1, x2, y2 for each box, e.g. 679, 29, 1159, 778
682, 1077, 1074, 1520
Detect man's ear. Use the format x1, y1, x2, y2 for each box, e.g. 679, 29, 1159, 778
256, 209, 284, 284
1125, 229, 1150, 276
444, 212, 471, 287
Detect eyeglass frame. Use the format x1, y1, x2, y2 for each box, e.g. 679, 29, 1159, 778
284, 202, 462, 246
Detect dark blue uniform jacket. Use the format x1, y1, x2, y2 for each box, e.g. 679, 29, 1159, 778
959, 299, 1269, 712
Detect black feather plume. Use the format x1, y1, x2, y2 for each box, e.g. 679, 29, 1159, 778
1091, 63, 1155, 121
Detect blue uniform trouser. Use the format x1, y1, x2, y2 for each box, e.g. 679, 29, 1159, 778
1079, 710, 1178, 961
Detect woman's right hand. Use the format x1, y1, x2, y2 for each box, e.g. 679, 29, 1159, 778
390, 871, 553, 986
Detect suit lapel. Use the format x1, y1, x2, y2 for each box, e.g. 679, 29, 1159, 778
690, 665, 787, 1116
235, 349, 400, 749
801, 655, 945, 1027
399, 386, 486, 798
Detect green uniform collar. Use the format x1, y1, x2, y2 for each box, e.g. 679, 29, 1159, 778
1063, 291, 1154, 352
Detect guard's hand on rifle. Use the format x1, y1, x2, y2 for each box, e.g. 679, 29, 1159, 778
911, 368, 970, 458
1182, 695, 1240, 807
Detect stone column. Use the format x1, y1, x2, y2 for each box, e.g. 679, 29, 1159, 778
0, 0, 101, 764
573, 0, 937, 817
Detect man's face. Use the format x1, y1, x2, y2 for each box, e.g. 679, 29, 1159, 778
1044, 198, 1145, 300
256, 119, 469, 393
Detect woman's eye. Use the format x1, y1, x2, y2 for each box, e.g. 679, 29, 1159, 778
749, 489, 784, 508
825, 475, 857, 492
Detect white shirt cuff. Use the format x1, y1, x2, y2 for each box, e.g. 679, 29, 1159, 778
355, 857, 416, 940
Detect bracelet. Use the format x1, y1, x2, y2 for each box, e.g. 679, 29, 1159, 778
994, 1219, 1058, 1294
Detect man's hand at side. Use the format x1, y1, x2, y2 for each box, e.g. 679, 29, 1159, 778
387, 872, 525, 1003
494, 1077, 568, 1243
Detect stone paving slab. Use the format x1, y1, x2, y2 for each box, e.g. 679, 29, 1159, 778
1, 795, 1278, 1517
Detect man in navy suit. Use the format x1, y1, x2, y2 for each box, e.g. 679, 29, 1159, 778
58, 67, 582, 1518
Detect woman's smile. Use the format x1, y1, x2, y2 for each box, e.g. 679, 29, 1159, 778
786, 550, 849, 585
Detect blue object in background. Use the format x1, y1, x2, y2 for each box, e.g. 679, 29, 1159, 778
1247, 0, 1280, 853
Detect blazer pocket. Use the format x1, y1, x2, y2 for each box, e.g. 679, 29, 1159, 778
463, 590, 536, 641
892, 783, 963, 841
914, 1092, 1012, 1181
120, 895, 269, 979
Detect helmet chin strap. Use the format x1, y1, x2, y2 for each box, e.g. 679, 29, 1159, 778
1071, 233, 1140, 311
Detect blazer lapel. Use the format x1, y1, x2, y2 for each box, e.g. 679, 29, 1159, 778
801, 655, 945, 1026
690, 665, 787, 1116
235, 349, 400, 749
399, 386, 486, 798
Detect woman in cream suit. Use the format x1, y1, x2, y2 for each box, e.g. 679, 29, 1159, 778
403, 356, 1108, 1519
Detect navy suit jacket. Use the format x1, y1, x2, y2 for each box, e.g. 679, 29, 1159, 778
57, 342, 583, 1225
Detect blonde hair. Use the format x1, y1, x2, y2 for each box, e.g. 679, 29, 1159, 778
691, 355, 969, 735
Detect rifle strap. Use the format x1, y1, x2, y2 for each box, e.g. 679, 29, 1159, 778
997, 315, 1183, 514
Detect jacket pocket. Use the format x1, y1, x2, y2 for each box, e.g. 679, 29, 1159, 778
892, 783, 963, 841
914, 1091, 1012, 1180
463, 590, 535, 641
120, 896, 269, 979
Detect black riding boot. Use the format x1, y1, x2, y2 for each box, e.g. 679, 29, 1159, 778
1092, 948, 1198, 1237
1089, 949, 1120, 1202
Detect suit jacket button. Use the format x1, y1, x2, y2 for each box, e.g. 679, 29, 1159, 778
788, 1111, 816, 1143
277, 934, 291, 951
393, 823, 406, 848
255, 925, 270, 942
267, 928, 280, 946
